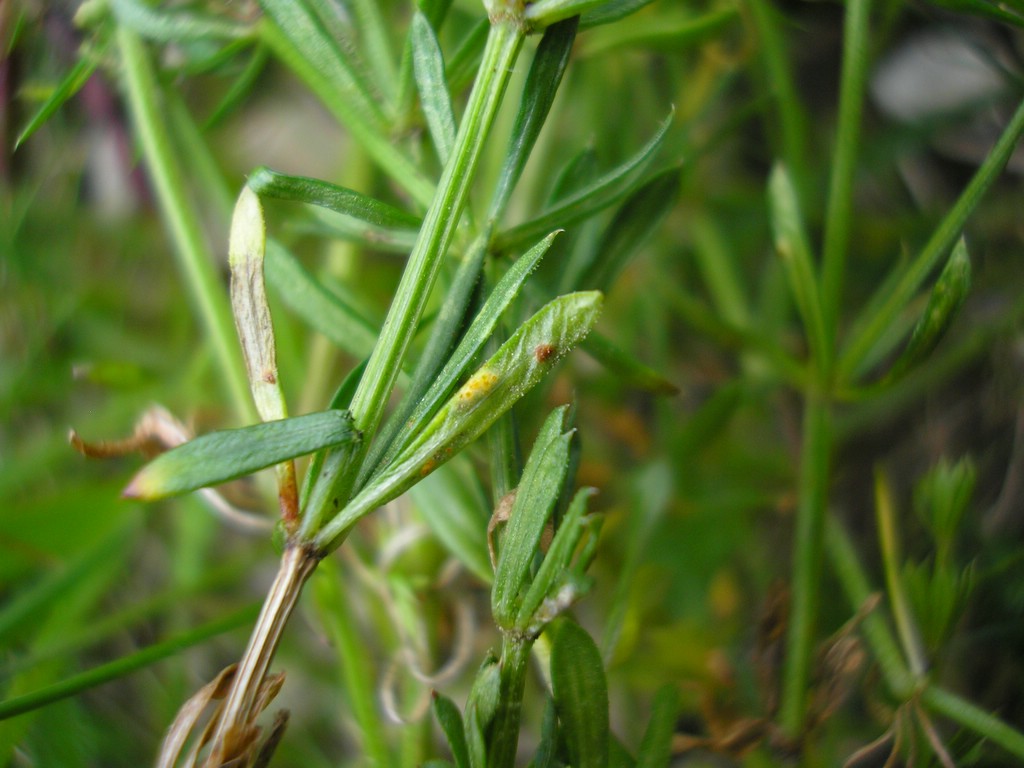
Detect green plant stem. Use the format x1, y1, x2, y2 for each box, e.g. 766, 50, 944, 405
779, 394, 831, 738
874, 469, 928, 676
488, 635, 532, 768
839, 94, 1024, 380
0, 603, 260, 721
300, 18, 527, 542
116, 26, 253, 423
819, 0, 870, 356
824, 517, 914, 697
921, 686, 1024, 760
826, 518, 1024, 761
312, 560, 391, 768
745, 0, 810, 198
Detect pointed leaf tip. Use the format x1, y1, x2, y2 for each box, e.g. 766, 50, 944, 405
124, 410, 359, 501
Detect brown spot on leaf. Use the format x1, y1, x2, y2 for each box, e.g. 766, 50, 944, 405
534, 343, 556, 363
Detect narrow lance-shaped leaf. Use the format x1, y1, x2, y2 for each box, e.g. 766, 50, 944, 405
363, 237, 488, 481
563, 165, 681, 293
313, 291, 603, 551
124, 410, 359, 500
433, 692, 471, 768
487, 16, 580, 224
493, 407, 572, 627
381, 231, 561, 464
16, 44, 104, 149
229, 186, 300, 520
493, 113, 672, 253
248, 167, 421, 230
581, 332, 678, 395
884, 238, 971, 383
412, 12, 458, 166
636, 685, 680, 768
550, 619, 610, 768
515, 486, 596, 631
768, 163, 829, 370
580, 0, 658, 28
410, 457, 492, 583
112, 0, 251, 41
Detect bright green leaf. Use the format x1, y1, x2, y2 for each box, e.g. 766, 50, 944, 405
124, 410, 359, 500
550, 619, 610, 768
493, 407, 572, 627
15, 47, 103, 149
885, 238, 972, 383
488, 16, 580, 224
314, 291, 602, 551
493, 113, 672, 253
767, 163, 829, 369
636, 685, 679, 768
433, 692, 470, 768
412, 12, 457, 166
516, 486, 596, 631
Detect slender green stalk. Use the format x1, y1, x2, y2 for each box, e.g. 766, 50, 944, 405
921, 686, 1024, 760
824, 517, 914, 697
819, 0, 871, 356
312, 560, 391, 768
826, 518, 1024, 761
779, 395, 831, 738
745, 0, 810, 198
874, 469, 927, 676
0, 603, 260, 721
487, 635, 532, 768
839, 95, 1024, 380
117, 27, 253, 422
346, 19, 524, 445
299, 19, 527, 540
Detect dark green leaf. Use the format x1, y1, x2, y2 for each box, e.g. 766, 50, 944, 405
488, 16, 580, 224
412, 12, 457, 165
564, 166, 681, 293
444, 19, 489, 94
636, 685, 679, 768
381, 232, 560, 464
16, 48, 102, 149
433, 692, 471, 768
202, 44, 269, 129
300, 361, 368, 508
516, 487, 595, 630
493, 408, 572, 626
885, 238, 971, 382
249, 167, 421, 230
580, 0, 658, 28
493, 114, 672, 253
581, 333, 678, 395
550, 619, 610, 768
124, 410, 359, 500
315, 293, 601, 551
525, 0, 609, 27
767, 163, 829, 368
